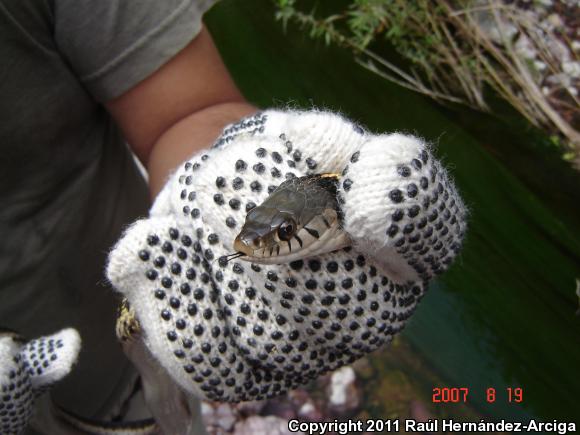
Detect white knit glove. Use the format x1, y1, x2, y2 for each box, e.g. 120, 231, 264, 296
107, 110, 467, 403
0, 329, 80, 435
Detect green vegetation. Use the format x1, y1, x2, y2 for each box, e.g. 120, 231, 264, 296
273, 0, 580, 167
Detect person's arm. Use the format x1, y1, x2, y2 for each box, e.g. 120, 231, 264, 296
105, 25, 256, 198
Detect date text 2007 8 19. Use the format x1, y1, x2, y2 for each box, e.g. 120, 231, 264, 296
432, 387, 523, 404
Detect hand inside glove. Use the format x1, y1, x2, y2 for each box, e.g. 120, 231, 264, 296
107, 109, 467, 403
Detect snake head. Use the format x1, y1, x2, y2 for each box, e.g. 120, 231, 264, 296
232, 174, 350, 264
233, 206, 297, 257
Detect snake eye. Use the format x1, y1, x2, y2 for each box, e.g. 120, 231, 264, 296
277, 219, 296, 242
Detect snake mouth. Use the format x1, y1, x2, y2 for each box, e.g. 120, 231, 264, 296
233, 232, 263, 257
233, 228, 293, 262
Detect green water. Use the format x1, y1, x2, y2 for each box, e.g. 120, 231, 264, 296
205, 0, 580, 424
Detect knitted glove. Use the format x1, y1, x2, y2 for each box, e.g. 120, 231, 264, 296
0, 329, 80, 435
107, 109, 467, 403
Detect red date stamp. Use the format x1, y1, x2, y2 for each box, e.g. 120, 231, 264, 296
432, 387, 523, 403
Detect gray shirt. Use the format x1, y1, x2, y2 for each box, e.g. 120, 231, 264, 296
0, 0, 214, 418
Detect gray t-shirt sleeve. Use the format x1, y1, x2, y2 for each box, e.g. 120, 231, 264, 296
53, 0, 217, 102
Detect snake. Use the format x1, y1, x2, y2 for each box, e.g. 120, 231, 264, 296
231, 173, 351, 264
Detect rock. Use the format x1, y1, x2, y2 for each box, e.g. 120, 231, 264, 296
515, 34, 537, 61
201, 401, 214, 417
234, 415, 299, 435
202, 401, 238, 433
327, 366, 360, 414
548, 37, 571, 63
546, 13, 564, 29
472, 2, 518, 44
546, 73, 572, 88
215, 403, 237, 431
201, 401, 216, 428
562, 61, 580, 79
287, 390, 324, 421
533, 61, 547, 72
296, 399, 324, 422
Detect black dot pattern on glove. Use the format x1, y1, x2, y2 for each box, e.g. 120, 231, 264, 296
138, 213, 418, 402
21, 337, 64, 382
0, 352, 33, 434
341, 145, 467, 283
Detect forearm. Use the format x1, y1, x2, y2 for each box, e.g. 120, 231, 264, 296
147, 101, 257, 198
103, 24, 256, 198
